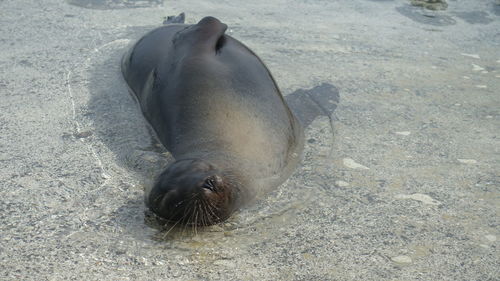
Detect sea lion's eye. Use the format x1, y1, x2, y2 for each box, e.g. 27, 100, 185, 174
203, 177, 216, 191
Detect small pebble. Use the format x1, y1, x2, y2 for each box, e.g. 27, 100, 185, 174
485, 235, 496, 242
461, 53, 480, 59
154, 260, 165, 266
343, 158, 369, 170
472, 64, 485, 71
335, 180, 349, 187
74, 130, 93, 139
457, 159, 477, 164
395, 193, 441, 205
391, 255, 412, 264
143, 155, 157, 163
213, 259, 236, 268
395, 131, 411, 136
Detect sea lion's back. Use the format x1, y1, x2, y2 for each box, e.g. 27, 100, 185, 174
121, 24, 187, 95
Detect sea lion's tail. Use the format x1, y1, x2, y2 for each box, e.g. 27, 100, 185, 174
163, 13, 185, 25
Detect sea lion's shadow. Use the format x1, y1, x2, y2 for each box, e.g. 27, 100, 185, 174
285, 83, 340, 128
85, 27, 340, 237
85, 29, 172, 237
87, 47, 170, 177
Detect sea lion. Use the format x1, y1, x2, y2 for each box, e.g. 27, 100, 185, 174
121, 14, 304, 226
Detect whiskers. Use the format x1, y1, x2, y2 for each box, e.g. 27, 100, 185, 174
159, 194, 226, 239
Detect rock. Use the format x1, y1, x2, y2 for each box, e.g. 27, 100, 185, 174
391, 255, 413, 264
343, 158, 370, 170
395, 193, 442, 205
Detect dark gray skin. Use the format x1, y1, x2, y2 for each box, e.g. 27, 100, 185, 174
122, 16, 304, 226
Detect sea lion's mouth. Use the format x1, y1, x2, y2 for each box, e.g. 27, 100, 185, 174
159, 195, 229, 226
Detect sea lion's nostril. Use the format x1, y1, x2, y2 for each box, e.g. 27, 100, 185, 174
202, 178, 216, 192
215, 35, 226, 54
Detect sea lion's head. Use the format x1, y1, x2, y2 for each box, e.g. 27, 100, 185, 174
147, 159, 239, 226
